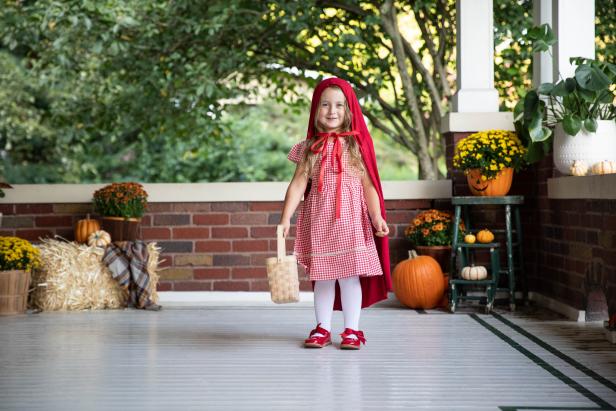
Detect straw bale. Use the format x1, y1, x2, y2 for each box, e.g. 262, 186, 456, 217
30, 239, 160, 311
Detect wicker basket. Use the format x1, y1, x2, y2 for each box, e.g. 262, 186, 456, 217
0, 270, 31, 315
265, 225, 299, 304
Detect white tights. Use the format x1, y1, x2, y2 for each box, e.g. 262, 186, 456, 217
313, 276, 362, 338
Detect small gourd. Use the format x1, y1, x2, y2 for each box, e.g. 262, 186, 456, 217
570, 160, 588, 176
460, 265, 488, 280
88, 230, 111, 248
591, 160, 616, 175
75, 214, 101, 244
476, 229, 495, 243
464, 233, 476, 244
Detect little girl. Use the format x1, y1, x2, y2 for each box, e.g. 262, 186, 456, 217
280, 77, 392, 350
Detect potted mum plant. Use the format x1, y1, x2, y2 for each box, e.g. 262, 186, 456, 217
0, 236, 40, 315
514, 24, 616, 175
92, 182, 148, 242
453, 130, 527, 196
404, 209, 466, 274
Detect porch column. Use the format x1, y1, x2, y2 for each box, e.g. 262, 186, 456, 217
451, 0, 499, 112
532, 0, 553, 86
552, 0, 595, 80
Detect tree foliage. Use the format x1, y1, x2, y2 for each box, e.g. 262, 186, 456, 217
0, 0, 262, 182
244, 0, 456, 179
0, 0, 613, 183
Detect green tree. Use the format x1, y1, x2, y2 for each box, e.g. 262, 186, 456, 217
1, 1, 612, 183
0, 0, 262, 182
244, 0, 456, 179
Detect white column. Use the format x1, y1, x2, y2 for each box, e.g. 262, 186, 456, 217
552, 0, 595, 80
451, 0, 499, 113
532, 0, 553, 86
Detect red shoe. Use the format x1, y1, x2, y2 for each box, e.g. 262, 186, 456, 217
304, 324, 332, 348
340, 328, 366, 350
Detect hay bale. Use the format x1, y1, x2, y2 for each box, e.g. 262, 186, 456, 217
30, 239, 160, 311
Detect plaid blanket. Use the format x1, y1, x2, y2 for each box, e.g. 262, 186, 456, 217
103, 240, 154, 309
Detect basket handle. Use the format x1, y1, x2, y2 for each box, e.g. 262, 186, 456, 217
276, 224, 286, 261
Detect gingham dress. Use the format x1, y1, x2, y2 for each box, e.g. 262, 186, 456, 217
288, 139, 383, 281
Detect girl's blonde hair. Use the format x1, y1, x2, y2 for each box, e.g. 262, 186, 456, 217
300, 86, 365, 177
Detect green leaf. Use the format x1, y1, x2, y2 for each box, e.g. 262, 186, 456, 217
528, 24, 556, 44
552, 81, 569, 97
597, 90, 614, 104
530, 123, 551, 143
605, 62, 616, 76
537, 83, 554, 95
513, 100, 524, 123
529, 112, 548, 142
523, 90, 539, 121
563, 115, 582, 136
575, 64, 611, 91
564, 78, 577, 93
584, 118, 597, 132
532, 40, 549, 53
525, 141, 546, 164
577, 87, 596, 102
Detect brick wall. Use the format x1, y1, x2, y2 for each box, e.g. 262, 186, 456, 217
445, 132, 616, 321
0, 199, 432, 292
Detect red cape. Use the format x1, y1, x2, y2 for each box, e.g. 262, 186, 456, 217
306, 77, 392, 310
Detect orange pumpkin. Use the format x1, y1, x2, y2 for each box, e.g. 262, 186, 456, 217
393, 250, 445, 309
75, 214, 100, 244
477, 229, 495, 243
466, 168, 513, 196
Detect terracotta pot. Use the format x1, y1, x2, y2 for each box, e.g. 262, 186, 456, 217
414, 245, 451, 275
466, 167, 513, 196
101, 216, 140, 242
0, 270, 31, 315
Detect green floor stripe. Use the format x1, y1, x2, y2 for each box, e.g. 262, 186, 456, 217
500, 407, 606, 410
500, 407, 607, 410
492, 312, 616, 394
470, 314, 614, 411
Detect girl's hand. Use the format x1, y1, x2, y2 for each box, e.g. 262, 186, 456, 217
280, 220, 291, 238
372, 216, 389, 237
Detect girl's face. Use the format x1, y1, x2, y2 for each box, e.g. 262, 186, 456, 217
317, 87, 347, 133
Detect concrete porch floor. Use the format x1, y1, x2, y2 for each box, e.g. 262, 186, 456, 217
1, 300, 615, 411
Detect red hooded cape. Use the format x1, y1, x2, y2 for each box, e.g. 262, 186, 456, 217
306, 77, 392, 310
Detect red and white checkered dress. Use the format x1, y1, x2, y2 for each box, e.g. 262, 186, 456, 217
288, 139, 383, 281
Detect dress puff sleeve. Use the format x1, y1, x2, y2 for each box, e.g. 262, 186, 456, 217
287, 141, 307, 164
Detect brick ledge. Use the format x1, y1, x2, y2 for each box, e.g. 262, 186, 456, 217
0, 180, 452, 204
547, 174, 616, 200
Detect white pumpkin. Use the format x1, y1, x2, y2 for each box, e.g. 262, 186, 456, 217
570, 160, 588, 176
460, 265, 488, 280
88, 230, 111, 248
591, 160, 616, 175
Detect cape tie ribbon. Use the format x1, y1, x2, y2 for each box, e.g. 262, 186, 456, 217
310, 130, 359, 219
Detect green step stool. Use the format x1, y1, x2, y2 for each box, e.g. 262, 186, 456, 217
450, 195, 525, 311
